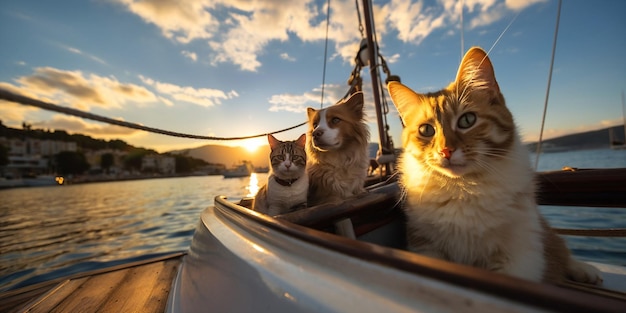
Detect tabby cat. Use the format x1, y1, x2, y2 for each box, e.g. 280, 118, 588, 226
387, 47, 602, 284
253, 133, 308, 216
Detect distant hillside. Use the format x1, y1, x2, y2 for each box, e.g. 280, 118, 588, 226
170, 142, 383, 167
526, 125, 625, 151
172, 125, 625, 167
170, 144, 271, 168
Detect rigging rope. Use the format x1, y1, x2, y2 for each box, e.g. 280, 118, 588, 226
319, 0, 331, 109
355, 0, 364, 38
0, 88, 306, 141
460, 0, 464, 59
534, 0, 562, 169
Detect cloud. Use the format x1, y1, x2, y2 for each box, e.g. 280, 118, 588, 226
112, 0, 219, 43
386, 0, 546, 45
268, 84, 357, 113
386, 53, 401, 64
505, 0, 546, 11
33, 115, 139, 137
0, 67, 238, 140
112, 0, 375, 71
112, 0, 546, 71
0, 83, 39, 124
60, 44, 108, 65
181, 50, 198, 61
268, 93, 319, 113
139, 75, 238, 107
10, 67, 157, 111
280, 53, 296, 62
0, 82, 139, 138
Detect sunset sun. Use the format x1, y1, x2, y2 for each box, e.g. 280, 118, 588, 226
242, 138, 266, 153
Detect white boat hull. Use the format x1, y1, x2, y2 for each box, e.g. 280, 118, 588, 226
166, 195, 626, 313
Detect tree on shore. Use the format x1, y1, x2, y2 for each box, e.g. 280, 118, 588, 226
101, 153, 114, 174
0, 144, 8, 167
56, 151, 90, 175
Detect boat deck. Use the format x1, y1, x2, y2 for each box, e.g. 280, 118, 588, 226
0, 253, 183, 313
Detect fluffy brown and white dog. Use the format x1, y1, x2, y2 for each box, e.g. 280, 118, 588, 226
306, 92, 370, 207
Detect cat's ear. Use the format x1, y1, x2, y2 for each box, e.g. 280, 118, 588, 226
341, 92, 364, 119
387, 81, 421, 124
268, 134, 281, 149
455, 47, 500, 95
296, 134, 306, 148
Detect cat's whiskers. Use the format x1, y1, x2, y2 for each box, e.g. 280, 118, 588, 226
472, 149, 518, 162
472, 157, 508, 178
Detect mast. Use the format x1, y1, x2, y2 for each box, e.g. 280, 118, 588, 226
361, 0, 390, 153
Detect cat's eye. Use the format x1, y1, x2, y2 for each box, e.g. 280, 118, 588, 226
457, 112, 476, 129
418, 124, 435, 137
331, 117, 341, 124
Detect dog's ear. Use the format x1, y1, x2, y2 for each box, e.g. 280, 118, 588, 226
342, 92, 364, 119
306, 107, 316, 120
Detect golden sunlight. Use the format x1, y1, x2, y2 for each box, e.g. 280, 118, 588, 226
247, 173, 260, 197
241, 137, 266, 153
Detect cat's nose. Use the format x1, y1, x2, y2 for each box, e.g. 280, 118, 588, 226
439, 147, 454, 159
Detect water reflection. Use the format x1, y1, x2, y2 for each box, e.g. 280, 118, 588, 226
247, 173, 260, 197
0, 175, 267, 292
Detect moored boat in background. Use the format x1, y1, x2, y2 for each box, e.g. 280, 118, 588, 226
222, 161, 254, 178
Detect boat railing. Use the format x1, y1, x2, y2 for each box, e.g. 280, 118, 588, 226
536, 167, 626, 238
216, 172, 626, 311
271, 167, 626, 239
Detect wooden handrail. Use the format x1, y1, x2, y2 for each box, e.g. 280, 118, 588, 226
536, 168, 626, 207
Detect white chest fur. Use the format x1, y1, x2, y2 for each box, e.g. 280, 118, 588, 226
266, 174, 309, 216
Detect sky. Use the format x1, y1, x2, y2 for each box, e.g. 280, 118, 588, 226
0, 0, 625, 153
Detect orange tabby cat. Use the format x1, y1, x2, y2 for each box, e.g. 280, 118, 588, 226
387, 47, 602, 284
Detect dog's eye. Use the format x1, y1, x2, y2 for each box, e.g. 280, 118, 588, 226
313, 122, 318, 128
331, 117, 341, 124
418, 124, 435, 137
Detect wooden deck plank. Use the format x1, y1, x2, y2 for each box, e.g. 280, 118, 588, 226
26, 278, 88, 313
0, 283, 56, 313
45, 268, 131, 312
0, 253, 184, 313
140, 258, 181, 313
99, 258, 179, 312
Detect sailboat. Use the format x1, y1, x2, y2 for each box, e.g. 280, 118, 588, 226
0, 0, 625, 312
222, 160, 254, 178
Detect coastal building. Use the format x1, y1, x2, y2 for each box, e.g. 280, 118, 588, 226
141, 154, 176, 174
0, 137, 77, 178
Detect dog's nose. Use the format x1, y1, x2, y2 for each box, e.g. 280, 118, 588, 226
313, 129, 324, 138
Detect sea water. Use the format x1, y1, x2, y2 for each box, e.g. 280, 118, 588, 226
532, 148, 626, 267
0, 148, 624, 292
